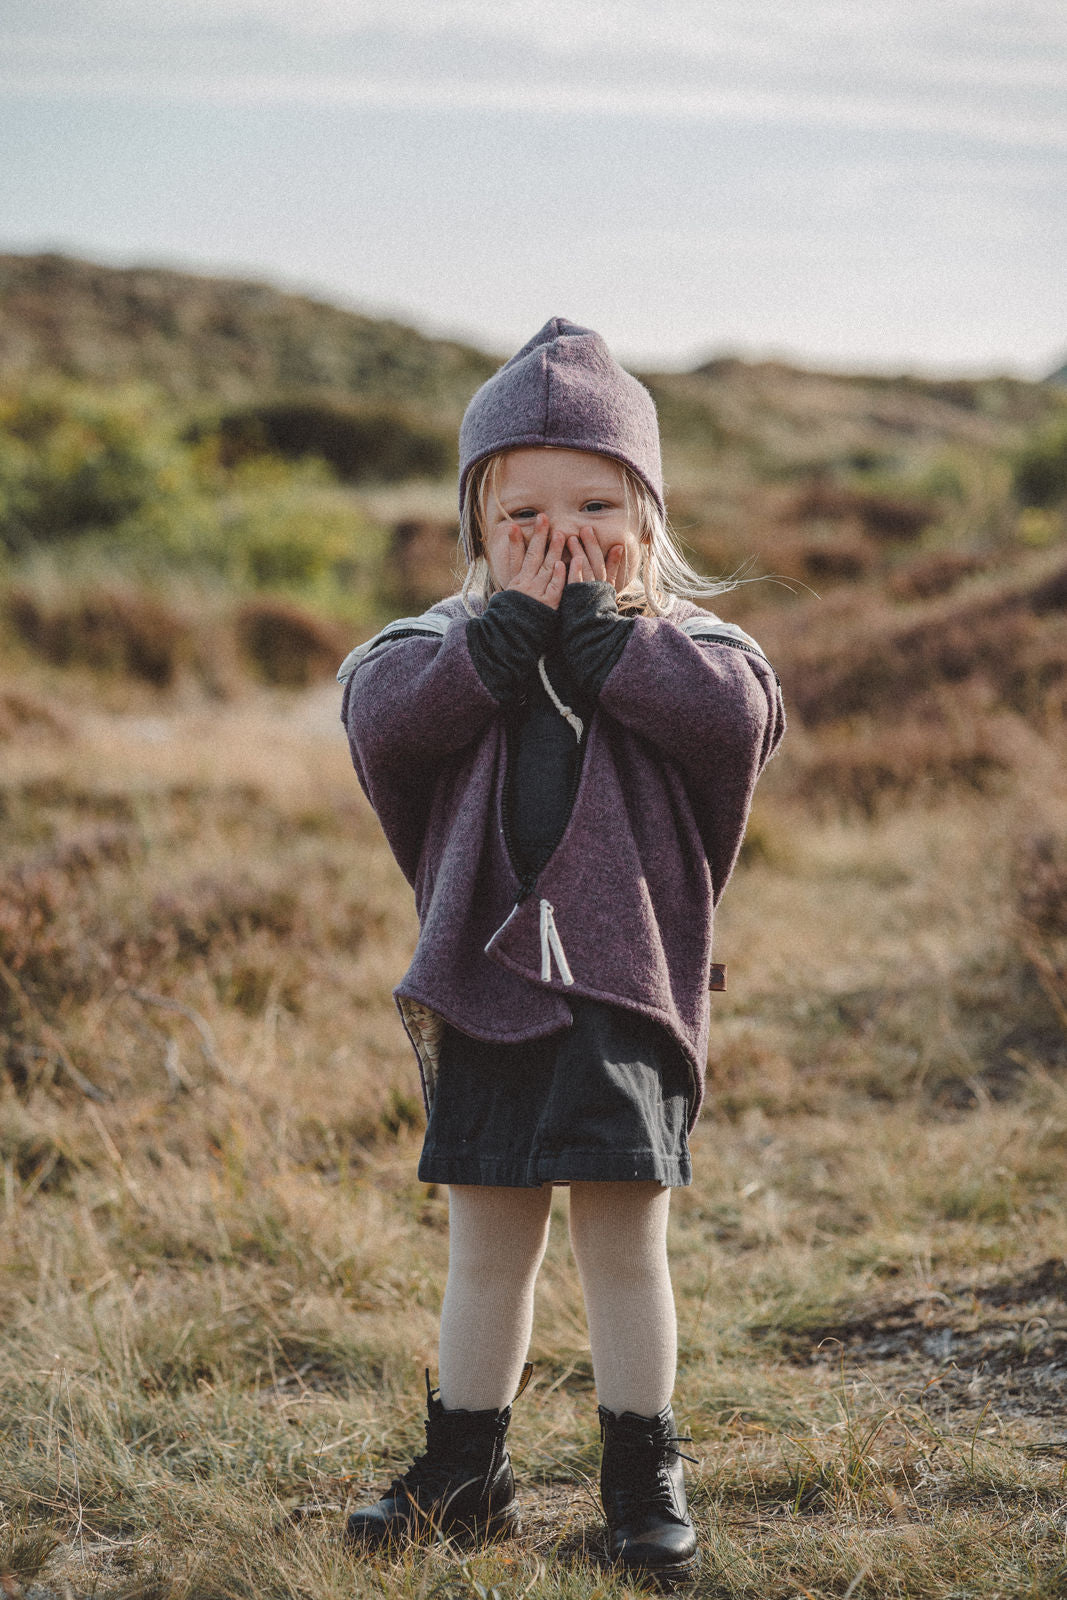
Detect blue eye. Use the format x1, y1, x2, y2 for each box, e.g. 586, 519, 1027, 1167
583, 501, 610, 513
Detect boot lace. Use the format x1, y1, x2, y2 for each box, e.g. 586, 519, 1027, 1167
610, 1433, 697, 1522
387, 1402, 498, 1510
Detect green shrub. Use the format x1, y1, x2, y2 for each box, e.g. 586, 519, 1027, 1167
0, 386, 391, 625
1013, 419, 1067, 508
0, 385, 189, 550
207, 468, 386, 596
187, 396, 455, 483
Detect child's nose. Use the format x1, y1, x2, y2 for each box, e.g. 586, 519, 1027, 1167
552, 516, 583, 541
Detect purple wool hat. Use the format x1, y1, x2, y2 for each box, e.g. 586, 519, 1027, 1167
458, 318, 664, 549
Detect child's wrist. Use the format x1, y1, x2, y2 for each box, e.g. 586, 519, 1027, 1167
558, 580, 619, 618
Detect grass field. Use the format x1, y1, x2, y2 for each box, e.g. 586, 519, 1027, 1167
3, 649, 1067, 1600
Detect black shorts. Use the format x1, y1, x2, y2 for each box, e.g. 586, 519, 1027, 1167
417, 998, 692, 1188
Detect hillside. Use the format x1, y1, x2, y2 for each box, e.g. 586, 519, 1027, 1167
0, 252, 1059, 472
1, 251, 1066, 735
0, 253, 497, 420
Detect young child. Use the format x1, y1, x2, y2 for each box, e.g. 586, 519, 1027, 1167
339, 318, 784, 1585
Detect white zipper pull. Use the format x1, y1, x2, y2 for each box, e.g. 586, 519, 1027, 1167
539, 898, 574, 986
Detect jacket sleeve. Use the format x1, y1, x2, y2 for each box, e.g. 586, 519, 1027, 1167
342, 592, 564, 882
596, 613, 785, 899
342, 619, 502, 884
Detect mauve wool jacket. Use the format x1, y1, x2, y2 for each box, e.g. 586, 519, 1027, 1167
341, 593, 785, 1128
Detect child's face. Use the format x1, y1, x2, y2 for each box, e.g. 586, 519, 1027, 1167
484, 448, 642, 594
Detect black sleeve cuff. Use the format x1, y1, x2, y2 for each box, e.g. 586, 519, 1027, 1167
466, 589, 558, 702
557, 581, 634, 698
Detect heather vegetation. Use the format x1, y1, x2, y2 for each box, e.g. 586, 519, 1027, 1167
2, 255, 1067, 1598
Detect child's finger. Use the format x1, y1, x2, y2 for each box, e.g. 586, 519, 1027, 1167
546, 524, 567, 565
566, 543, 585, 584
519, 513, 549, 575
543, 559, 566, 607
530, 527, 565, 592
606, 543, 624, 588
507, 524, 525, 582
566, 535, 590, 584
578, 525, 606, 581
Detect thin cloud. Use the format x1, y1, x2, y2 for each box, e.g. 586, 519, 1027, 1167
2, 62, 1064, 154
4, 0, 1065, 91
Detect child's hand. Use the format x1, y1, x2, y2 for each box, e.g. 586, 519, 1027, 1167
503, 514, 567, 609
565, 528, 626, 589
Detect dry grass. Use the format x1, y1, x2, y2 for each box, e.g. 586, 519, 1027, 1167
764, 550, 1067, 732
731, 544, 1067, 830
1, 661, 1066, 1599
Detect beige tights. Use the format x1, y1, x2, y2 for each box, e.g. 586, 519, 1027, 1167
438, 1181, 676, 1417
438, 1183, 553, 1411
569, 1180, 677, 1416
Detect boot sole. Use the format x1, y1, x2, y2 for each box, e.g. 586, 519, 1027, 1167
346, 1500, 521, 1551
441, 1497, 521, 1548
452, 1501, 522, 1546
612, 1548, 702, 1592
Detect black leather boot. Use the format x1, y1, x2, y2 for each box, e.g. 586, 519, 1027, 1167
345, 1369, 526, 1549
599, 1404, 701, 1588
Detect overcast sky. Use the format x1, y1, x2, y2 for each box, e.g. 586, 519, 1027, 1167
2, 0, 1065, 373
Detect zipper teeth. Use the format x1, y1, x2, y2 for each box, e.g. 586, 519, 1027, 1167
500, 736, 536, 901
711, 635, 782, 688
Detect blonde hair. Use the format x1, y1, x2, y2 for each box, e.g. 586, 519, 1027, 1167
458, 449, 734, 617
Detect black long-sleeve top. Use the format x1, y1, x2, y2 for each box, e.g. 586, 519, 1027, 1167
465, 584, 633, 885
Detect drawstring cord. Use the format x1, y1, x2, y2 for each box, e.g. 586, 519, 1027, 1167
539, 899, 574, 986
537, 655, 583, 743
